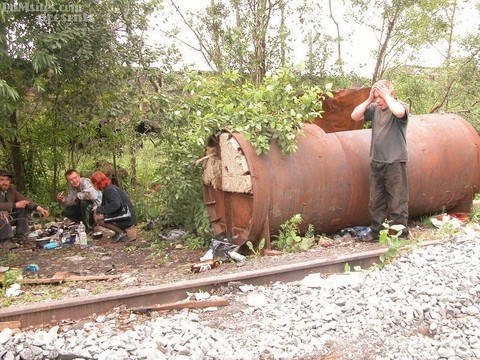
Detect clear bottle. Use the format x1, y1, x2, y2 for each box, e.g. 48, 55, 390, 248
78, 222, 88, 249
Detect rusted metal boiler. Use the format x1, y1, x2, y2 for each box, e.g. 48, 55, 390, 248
202, 110, 480, 246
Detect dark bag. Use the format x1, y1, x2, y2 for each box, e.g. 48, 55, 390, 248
104, 205, 131, 222
104, 187, 131, 222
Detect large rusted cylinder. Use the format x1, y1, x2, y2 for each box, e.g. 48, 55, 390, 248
202, 114, 480, 245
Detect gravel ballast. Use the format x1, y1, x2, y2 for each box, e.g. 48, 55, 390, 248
1, 234, 479, 360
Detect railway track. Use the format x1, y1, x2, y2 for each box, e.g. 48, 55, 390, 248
0, 240, 441, 329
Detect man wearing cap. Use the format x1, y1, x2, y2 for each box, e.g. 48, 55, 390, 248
0, 169, 49, 249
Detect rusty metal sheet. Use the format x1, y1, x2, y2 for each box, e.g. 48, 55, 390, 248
203, 113, 480, 245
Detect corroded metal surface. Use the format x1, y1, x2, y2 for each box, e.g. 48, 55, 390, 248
203, 114, 480, 244
313, 87, 370, 132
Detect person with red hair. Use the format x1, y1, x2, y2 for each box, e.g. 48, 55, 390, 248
90, 171, 136, 243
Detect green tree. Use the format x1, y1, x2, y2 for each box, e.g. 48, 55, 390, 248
168, 0, 292, 86
0, 0, 167, 201
349, 0, 452, 83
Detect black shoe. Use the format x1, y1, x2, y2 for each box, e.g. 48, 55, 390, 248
111, 232, 127, 243
357, 228, 378, 242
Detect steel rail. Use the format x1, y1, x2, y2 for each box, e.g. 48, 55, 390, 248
0, 240, 442, 329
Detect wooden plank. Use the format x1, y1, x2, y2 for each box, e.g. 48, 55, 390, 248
19, 274, 121, 285
129, 298, 229, 314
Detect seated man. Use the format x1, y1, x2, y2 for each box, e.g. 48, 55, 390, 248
56, 169, 102, 232
0, 169, 49, 249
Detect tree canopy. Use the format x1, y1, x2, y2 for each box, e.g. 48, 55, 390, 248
1, 0, 479, 235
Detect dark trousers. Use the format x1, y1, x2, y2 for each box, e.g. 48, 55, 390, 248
62, 200, 95, 231
369, 161, 409, 234
0, 208, 30, 240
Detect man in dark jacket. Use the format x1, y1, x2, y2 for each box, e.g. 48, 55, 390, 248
0, 169, 49, 249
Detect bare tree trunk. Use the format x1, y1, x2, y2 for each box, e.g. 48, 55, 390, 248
232, 0, 244, 75
9, 111, 26, 191
307, 30, 314, 77
328, 0, 344, 76
210, 0, 225, 73
279, 0, 286, 67
130, 138, 138, 189
372, 7, 400, 83
252, 0, 268, 87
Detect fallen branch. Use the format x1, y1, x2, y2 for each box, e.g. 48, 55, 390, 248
19, 273, 121, 285
129, 298, 229, 315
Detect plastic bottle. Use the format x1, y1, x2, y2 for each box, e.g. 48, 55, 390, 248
78, 222, 88, 249
227, 251, 246, 262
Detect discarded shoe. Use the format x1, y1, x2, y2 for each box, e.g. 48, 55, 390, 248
111, 232, 128, 243
1, 239, 19, 250
357, 228, 378, 242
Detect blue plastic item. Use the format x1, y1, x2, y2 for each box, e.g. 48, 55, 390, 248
43, 242, 59, 250
26, 264, 39, 271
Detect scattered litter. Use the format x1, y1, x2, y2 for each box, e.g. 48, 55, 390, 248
227, 251, 245, 262
431, 213, 467, 229
227, 250, 246, 266
26, 264, 39, 272
208, 232, 239, 260
0, 266, 9, 273
190, 259, 221, 273
195, 233, 247, 272
339, 226, 370, 237
5, 283, 22, 297
159, 229, 187, 241
200, 249, 214, 261
187, 291, 211, 301
43, 241, 59, 250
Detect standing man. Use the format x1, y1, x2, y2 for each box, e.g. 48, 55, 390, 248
0, 169, 49, 249
56, 169, 102, 233
351, 80, 410, 241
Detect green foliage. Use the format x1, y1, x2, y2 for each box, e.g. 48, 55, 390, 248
419, 214, 436, 229
273, 214, 314, 253
434, 221, 461, 238
180, 68, 331, 155
153, 67, 332, 232
2, 269, 21, 288
378, 223, 410, 268
246, 238, 266, 257
184, 236, 208, 250
304, 224, 315, 239
470, 206, 480, 223
0, 253, 18, 267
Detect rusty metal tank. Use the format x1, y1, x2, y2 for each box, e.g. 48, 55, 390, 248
202, 113, 480, 246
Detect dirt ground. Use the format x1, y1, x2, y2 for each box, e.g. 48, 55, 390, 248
0, 221, 433, 309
